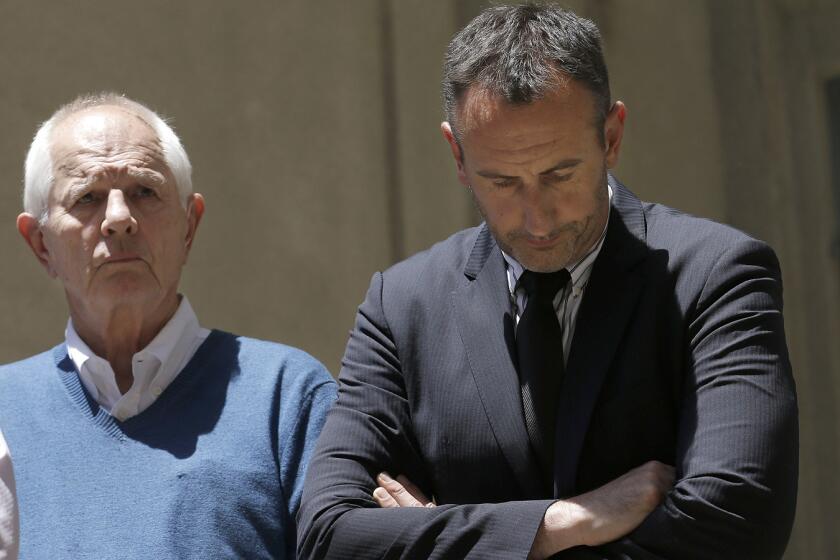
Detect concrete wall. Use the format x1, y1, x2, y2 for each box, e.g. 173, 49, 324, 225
0, 1, 837, 556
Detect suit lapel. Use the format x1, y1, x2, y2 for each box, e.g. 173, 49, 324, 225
554, 176, 649, 498
453, 226, 544, 498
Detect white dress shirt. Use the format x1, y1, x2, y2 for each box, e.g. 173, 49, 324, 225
65, 296, 210, 422
503, 186, 612, 364
0, 430, 18, 560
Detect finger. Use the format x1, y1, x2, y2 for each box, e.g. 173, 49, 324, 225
658, 464, 676, 485
373, 486, 399, 508
376, 472, 425, 507
644, 461, 676, 487
396, 474, 435, 507
654, 472, 675, 496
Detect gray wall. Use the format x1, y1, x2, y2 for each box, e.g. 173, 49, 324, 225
1, 1, 837, 556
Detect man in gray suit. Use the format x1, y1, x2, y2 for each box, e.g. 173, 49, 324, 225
298, 4, 798, 558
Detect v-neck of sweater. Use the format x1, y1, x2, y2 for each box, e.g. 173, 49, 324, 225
53, 329, 229, 440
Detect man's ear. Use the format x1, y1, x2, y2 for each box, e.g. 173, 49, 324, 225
17, 213, 56, 278
441, 122, 470, 187
604, 101, 627, 169
183, 193, 205, 256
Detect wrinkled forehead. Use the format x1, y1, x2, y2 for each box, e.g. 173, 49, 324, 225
49, 106, 165, 173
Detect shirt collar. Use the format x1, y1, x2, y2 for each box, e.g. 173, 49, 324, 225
137, 295, 201, 369
65, 295, 201, 381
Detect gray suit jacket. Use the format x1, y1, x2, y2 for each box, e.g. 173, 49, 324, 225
298, 177, 798, 559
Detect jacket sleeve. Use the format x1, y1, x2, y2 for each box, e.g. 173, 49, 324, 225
563, 238, 799, 560
296, 271, 553, 559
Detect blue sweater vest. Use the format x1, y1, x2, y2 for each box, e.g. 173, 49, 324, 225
0, 330, 336, 559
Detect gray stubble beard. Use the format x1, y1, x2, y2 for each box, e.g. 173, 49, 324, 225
470, 167, 609, 272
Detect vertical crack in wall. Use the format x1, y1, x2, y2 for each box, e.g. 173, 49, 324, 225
826, 76, 840, 259
379, 0, 404, 264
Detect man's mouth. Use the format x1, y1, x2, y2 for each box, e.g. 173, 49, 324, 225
100, 254, 143, 265
523, 234, 561, 248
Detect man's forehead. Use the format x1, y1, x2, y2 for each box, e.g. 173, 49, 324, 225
51, 106, 159, 157
457, 80, 582, 130
455, 79, 598, 150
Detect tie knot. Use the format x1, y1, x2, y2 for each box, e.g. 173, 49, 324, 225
518, 269, 571, 303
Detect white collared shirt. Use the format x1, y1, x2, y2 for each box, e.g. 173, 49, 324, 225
503, 186, 612, 364
0, 430, 17, 560
65, 296, 210, 422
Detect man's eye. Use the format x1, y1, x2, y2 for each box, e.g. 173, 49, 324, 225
136, 186, 156, 198
492, 178, 516, 188
547, 173, 573, 183
76, 192, 96, 205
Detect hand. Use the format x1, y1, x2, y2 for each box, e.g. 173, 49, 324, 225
372, 472, 436, 508
530, 460, 675, 559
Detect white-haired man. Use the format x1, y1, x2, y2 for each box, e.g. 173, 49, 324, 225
0, 93, 335, 559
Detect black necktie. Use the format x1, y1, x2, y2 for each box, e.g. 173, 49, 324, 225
515, 269, 571, 491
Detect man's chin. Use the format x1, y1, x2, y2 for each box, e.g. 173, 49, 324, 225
89, 273, 162, 304
510, 249, 571, 273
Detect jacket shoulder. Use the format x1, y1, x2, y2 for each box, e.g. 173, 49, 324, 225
642, 202, 777, 264
382, 226, 482, 284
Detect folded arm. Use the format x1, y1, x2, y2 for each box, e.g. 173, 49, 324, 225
605, 239, 799, 559
296, 272, 556, 558
560, 239, 796, 559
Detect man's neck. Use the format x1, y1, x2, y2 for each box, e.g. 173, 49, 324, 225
68, 295, 180, 393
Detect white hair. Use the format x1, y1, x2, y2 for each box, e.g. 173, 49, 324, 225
23, 92, 193, 222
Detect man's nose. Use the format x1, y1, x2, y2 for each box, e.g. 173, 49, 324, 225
100, 190, 137, 236
522, 184, 555, 236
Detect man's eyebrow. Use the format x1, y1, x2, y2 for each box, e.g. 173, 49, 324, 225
475, 158, 583, 179
63, 182, 91, 201
476, 170, 518, 179
538, 158, 582, 174
127, 166, 165, 185
83, 165, 165, 186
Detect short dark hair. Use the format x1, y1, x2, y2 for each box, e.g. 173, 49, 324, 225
442, 2, 611, 142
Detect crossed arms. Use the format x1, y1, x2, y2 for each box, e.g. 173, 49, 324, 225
296, 238, 798, 559
373, 464, 674, 559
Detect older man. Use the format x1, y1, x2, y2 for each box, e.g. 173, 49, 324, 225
0, 93, 335, 559
298, 4, 798, 559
